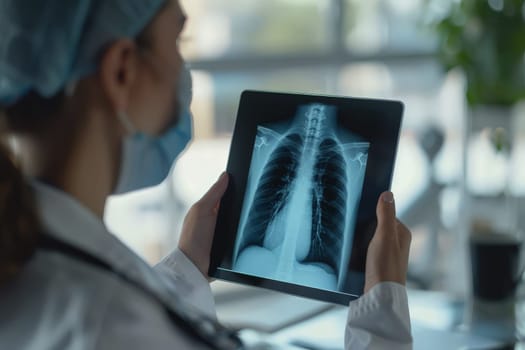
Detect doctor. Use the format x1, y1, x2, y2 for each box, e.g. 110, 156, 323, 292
0, 0, 412, 349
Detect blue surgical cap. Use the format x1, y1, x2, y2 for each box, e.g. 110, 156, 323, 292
0, 0, 167, 106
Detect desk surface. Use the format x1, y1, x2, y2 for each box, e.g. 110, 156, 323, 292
214, 283, 524, 349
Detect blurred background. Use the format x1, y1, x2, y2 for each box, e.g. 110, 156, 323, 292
104, 0, 525, 306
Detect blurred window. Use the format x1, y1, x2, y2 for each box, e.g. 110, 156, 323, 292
180, 0, 333, 60
344, 0, 436, 54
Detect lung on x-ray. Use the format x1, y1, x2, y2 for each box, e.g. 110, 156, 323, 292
232, 104, 369, 292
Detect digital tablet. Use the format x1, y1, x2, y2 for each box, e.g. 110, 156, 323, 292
209, 90, 403, 305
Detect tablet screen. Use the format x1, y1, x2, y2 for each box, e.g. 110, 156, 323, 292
210, 91, 403, 305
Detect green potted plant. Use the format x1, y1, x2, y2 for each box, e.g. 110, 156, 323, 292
433, 0, 525, 107
430, 0, 524, 196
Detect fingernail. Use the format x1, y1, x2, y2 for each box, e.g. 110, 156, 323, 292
382, 191, 394, 203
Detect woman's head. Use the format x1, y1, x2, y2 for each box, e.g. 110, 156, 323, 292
0, 0, 189, 283
1, 0, 189, 185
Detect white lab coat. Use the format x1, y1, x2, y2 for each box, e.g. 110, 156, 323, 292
0, 182, 412, 349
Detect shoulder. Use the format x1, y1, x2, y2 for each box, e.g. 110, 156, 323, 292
0, 250, 157, 348
0, 251, 118, 347
1, 250, 206, 349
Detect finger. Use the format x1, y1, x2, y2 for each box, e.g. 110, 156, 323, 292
396, 219, 412, 256
197, 172, 229, 211
376, 191, 397, 236
212, 200, 221, 215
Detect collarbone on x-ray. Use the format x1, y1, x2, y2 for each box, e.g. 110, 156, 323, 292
233, 104, 369, 292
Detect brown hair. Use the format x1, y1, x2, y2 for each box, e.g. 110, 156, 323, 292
0, 106, 43, 284
0, 86, 71, 283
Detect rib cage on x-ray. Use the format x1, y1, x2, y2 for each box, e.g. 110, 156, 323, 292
237, 133, 304, 254
234, 104, 369, 291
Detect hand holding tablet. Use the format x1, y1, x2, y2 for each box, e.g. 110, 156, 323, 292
364, 192, 411, 293
209, 91, 404, 305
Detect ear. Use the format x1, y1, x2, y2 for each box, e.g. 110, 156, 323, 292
98, 39, 139, 114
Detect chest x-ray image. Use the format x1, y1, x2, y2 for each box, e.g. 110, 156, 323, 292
232, 104, 370, 292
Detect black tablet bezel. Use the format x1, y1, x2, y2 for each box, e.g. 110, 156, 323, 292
209, 90, 403, 305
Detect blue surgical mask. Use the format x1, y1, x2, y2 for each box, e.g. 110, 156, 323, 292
113, 66, 193, 194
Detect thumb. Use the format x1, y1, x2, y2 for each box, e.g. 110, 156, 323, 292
197, 172, 229, 211
376, 191, 396, 234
